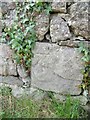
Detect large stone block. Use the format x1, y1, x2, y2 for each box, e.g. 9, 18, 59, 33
31, 42, 83, 95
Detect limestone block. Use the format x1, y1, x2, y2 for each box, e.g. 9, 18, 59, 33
31, 42, 83, 95
35, 12, 49, 41
50, 14, 71, 42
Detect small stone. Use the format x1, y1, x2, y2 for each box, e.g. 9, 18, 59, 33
0, 7, 2, 19
53, 93, 66, 102
72, 96, 88, 106
35, 11, 49, 41
0, 76, 23, 86
70, 2, 89, 40
51, 2, 66, 13
0, 44, 17, 76
8, 2, 16, 10
50, 14, 71, 42
17, 65, 28, 79
11, 86, 24, 98
22, 77, 31, 88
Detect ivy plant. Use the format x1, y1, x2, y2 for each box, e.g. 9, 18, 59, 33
1, 1, 52, 74
78, 42, 90, 91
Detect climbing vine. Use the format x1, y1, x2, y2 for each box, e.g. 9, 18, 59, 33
1, 1, 52, 74
78, 42, 90, 92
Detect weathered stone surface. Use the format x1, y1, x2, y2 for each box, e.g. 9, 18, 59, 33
22, 77, 31, 88
0, 76, 23, 86
0, 7, 2, 19
0, 44, 17, 76
58, 37, 89, 47
1, 2, 8, 15
0, 44, 13, 58
3, 9, 16, 27
72, 96, 88, 106
88, 86, 90, 102
70, 2, 89, 40
53, 93, 66, 102
50, 14, 71, 42
35, 12, 49, 41
31, 42, 83, 95
17, 65, 28, 79
58, 40, 80, 47
0, 20, 2, 37
8, 2, 16, 10
51, 2, 66, 13
17, 65, 31, 88
54, 94, 88, 105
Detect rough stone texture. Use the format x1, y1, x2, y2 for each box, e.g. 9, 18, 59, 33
35, 12, 49, 41
50, 14, 71, 42
31, 42, 83, 95
53, 93, 88, 105
0, 7, 2, 37
0, 20, 2, 37
51, 2, 66, 13
0, 44, 17, 76
58, 37, 89, 47
8, 2, 16, 10
53, 93, 66, 102
3, 9, 16, 27
72, 96, 88, 106
1, 2, 8, 15
17, 65, 28, 79
88, 86, 90, 102
0, 7, 2, 19
0, 76, 23, 86
17, 65, 31, 88
70, 2, 89, 40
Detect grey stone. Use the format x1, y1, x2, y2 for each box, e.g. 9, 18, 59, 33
51, 2, 66, 13
88, 86, 90, 102
58, 36, 89, 47
0, 44, 17, 76
31, 42, 83, 95
50, 14, 71, 42
70, 2, 89, 40
11, 86, 24, 98
72, 96, 88, 106
3, 9, 16, 27
8, 2, 16, 10
0, 20, 2, 37
1, 3, 8, 15
0, 44, 13, 58
53, 93, 66, 102
0, 76, 23, 86
0, 7, 2, 19
0, 58, 17, 76
22, 77, 31, 88
17, 65, 28, 79
58, 40, 79, 47
28, 88, 47, 101
35, 11, 49, 41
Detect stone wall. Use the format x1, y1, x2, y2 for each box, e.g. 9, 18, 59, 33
0, 1, 90, 104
